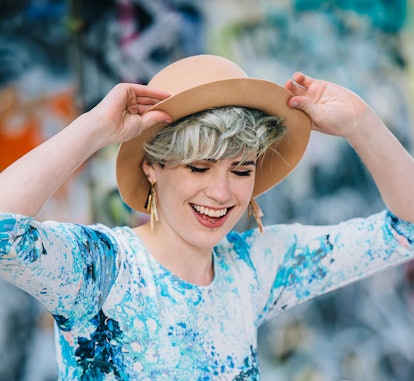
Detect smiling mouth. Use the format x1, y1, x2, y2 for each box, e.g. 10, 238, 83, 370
191, 204, 229, 218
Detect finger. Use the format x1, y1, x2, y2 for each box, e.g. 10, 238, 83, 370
291, 72, 315, 89
125, 84, 170, 114
137, 95, 169, 106
126, 93, 170, 116
285, 72, 313, 96
287, 95, 320, 122
137, 103, 166, 115
285, 79, 307, 96
141, 110, 172, 127
131, 84, 171, 101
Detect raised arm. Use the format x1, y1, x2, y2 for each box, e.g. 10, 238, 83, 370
286, 72, 414, 223
0, 84, 171, 216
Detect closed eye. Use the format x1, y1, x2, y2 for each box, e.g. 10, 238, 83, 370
187, 165, 209, 173
232, 170, 253, 177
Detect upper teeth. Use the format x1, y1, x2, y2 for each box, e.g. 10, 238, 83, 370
193, 205, 227, 217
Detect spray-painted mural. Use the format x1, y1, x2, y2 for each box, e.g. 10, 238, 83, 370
0, 0, 413, 380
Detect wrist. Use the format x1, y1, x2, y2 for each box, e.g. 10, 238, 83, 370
346, 106, 383, 149
74, 111, 115, 151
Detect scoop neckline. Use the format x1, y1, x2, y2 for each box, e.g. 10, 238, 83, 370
120, 226, 219, 290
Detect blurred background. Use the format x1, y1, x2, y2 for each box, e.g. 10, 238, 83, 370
0, 0, 413, 380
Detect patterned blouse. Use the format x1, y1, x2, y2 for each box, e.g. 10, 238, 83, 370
0, 210, 413, 380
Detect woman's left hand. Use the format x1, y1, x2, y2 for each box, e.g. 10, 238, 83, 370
285, 72, 370, 140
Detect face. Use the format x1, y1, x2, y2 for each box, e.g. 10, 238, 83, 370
142, 153, 256, 252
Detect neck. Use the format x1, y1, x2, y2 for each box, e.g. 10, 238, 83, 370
134, 223, 215, 286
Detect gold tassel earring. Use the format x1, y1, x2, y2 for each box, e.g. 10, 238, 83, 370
248, 198, 264, 233
145, 182, 159, 231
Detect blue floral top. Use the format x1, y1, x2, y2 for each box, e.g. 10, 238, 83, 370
0, 210, 413, 380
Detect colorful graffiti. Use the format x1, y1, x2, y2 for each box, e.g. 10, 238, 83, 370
0, 0, 413, 380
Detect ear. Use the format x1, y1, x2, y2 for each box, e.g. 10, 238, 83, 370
141, 158, 157, 183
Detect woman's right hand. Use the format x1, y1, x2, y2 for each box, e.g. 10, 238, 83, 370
88, 83, 171, 146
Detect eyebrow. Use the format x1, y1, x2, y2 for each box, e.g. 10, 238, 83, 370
231, 160, 257, 167
203, 158, 257, 167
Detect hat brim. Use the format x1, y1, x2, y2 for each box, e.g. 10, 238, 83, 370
116, 77, 311, 214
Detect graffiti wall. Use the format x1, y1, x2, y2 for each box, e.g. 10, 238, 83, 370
0, 0, 413, 380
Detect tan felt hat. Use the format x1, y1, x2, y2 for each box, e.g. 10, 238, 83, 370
116, 54, 311, 214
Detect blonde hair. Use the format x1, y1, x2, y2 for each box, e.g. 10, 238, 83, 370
144, 106, 285, 165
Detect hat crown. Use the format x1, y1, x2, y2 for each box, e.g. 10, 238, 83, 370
148, 55, 248, 95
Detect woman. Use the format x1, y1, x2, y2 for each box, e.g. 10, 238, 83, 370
0, 55, 413, 380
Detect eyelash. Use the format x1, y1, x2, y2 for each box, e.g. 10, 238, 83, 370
234, 170, 252, 177
187, 165, 208, 173
187, 165, 252, 177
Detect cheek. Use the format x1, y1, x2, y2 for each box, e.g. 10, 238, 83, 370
155, 174, 195, 207
236, 177, 255, 201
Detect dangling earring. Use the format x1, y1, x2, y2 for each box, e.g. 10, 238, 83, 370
145, 182, 159, 231
248, 198, 264, 233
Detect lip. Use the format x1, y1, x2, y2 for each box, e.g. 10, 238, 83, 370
190, 203, 233, 229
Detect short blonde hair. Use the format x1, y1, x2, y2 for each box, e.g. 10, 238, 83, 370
144, 106, 286, 165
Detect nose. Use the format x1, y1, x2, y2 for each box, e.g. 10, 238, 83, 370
205, 170, 232, 205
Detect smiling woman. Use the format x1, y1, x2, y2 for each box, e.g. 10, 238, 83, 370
140, 106, 284, 233
0, 54, 414, 380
